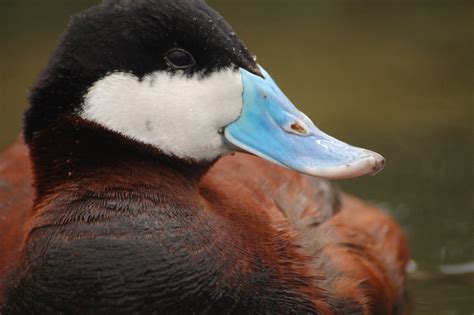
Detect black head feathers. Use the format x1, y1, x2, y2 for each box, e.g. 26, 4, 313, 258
25, 0, 259, 142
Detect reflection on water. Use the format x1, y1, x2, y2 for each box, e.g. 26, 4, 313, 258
1, 1, 473, 314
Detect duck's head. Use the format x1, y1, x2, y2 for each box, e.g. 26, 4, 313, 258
25, 0, 384, 179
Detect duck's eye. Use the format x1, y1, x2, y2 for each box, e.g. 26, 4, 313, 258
165, 49, 196, 69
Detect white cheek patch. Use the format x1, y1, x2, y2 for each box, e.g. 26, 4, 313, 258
80, 69, 243, 161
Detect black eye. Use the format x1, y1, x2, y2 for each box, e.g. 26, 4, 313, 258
165, 49, 196, 69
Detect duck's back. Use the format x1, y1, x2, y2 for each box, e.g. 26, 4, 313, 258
203, 153, 409, 314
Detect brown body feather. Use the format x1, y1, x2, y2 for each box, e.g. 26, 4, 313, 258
0, 136, 409, 314
0, 139, 33, 292
207, 152, 409, 314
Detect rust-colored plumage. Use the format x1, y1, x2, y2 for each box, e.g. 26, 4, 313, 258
204, 152, 409, 314
0, 136, 409, 314
0, 140, 33, 289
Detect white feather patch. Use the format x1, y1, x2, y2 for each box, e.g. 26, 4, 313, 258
80, 69, 243, 161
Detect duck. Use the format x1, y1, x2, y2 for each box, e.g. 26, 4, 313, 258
0, 0, 410, 314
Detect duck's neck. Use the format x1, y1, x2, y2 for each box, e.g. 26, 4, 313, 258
28, 117, 212, 201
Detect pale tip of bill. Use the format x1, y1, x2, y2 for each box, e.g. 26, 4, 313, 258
364, 150, 386, 176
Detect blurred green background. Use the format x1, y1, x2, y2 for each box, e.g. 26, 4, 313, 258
1, 1, 473, 314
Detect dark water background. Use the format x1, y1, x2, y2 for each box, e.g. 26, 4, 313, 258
1, 1, 473, 314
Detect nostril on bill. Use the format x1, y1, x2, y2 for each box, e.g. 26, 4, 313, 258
284, 121, 311, 137
290, 122, 307, 134
281, 121, 311, 136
